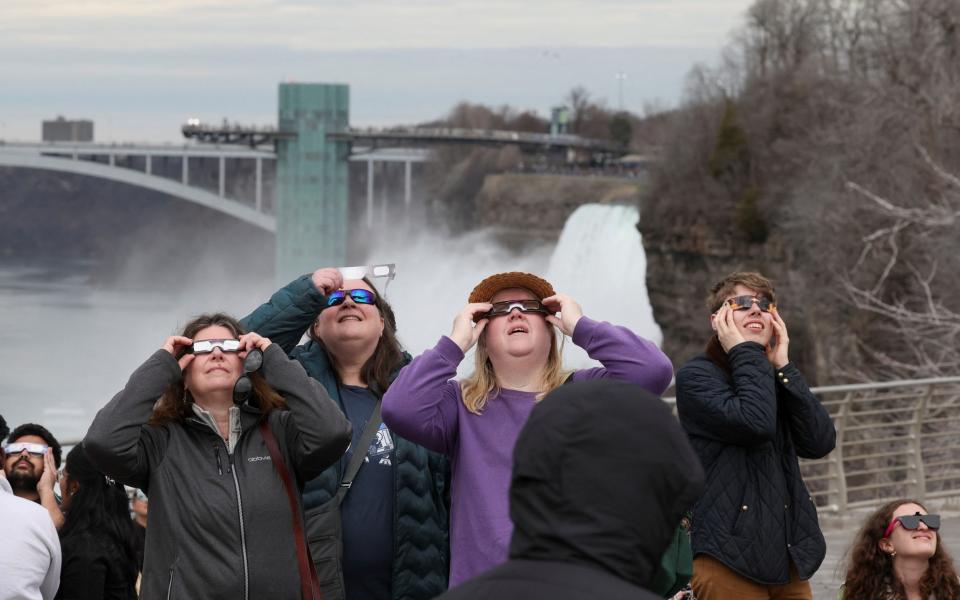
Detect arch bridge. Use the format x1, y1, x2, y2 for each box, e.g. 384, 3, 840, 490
0, 142, 432, 235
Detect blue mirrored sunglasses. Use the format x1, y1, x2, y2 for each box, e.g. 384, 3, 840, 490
326, 289, 377, 308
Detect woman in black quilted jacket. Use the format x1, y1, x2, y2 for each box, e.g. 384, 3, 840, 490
675, 272, 836, 600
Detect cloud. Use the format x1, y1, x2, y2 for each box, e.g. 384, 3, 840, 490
0, 0, 752, 141
1, 0, 753, 51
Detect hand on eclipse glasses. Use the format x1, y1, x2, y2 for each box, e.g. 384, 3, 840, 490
312, 263, 396, 296
162, 335, 197, 371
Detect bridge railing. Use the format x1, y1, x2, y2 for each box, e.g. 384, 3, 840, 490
667, 376, 960, 514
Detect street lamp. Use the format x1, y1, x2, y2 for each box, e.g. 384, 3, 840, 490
615, 71, 627, 111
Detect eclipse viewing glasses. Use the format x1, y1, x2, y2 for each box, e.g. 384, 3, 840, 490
725, 295, 776, 313
189, 339, 242, 354
3, 442, 48, 456
338, 263, 395, 282
475, 299, 553, 322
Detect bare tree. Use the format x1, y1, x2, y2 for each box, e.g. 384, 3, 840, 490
641, 0, 960, 381
565, 86, 592, 134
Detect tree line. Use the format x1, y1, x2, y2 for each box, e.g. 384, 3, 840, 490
641, 0, 960, 382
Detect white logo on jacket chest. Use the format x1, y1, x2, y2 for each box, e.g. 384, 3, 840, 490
248, 455, 272, 462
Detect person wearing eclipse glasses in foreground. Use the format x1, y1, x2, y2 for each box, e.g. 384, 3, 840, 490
675, 272, 836, 600
380, 271, 674, 587
83, 313, 351, 600
3, 422, 65, 530
0, 413, 62, 600
840, 499, 960, 599
242, 267, 450, 600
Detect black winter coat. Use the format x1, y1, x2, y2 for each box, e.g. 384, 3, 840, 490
56, 531, 137, 600
676, 342, 836, 585
242, 275, 450, 600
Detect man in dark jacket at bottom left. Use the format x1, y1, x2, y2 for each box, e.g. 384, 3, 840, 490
437, 379, 706, 600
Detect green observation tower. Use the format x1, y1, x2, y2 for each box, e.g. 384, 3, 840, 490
275, 83, 350, 284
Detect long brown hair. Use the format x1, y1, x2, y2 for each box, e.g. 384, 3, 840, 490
309, 277, 406, 394
842, 499, 960, 599
460, 312, 572, 415
149, 313, 285, 426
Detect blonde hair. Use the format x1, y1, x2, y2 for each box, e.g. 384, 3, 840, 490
459, 325, 572, 415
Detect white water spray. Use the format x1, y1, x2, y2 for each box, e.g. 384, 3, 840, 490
364, 202, 661, 372
546, 203, 662, 367
0, 204, 662, 442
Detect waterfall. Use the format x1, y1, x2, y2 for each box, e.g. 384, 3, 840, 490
545, 203, 662, 367
366, 202, 661, 373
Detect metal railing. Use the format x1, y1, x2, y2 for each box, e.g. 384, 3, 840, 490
669, 377, 960, 514
62, 378, 960, 515
800, 377, 960, 513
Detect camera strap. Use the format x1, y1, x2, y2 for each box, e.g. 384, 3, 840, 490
259, 419, 323, 600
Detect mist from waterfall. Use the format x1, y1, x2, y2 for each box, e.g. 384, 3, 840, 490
0, 203, 662, 442
546, 203, 662, 367
365, 202, 660, 375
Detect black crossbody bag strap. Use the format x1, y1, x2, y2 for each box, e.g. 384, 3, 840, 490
335, 399, 382, 505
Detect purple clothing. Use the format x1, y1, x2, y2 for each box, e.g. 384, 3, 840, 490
381, 316, 673, 586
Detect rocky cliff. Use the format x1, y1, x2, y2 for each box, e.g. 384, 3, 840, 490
473, 173, 642, 247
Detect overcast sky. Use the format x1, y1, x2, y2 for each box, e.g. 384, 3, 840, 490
0, 0, 755, 143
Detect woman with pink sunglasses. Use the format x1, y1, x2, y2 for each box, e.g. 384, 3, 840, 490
841, 499, 960, 599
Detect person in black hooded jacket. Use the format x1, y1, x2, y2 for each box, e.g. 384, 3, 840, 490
437, 379, 705, 600
676, 272, 836, 600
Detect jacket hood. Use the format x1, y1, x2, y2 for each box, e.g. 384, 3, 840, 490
508, 379, 705, 588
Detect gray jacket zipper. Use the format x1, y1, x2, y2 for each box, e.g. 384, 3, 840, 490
205, 425, 249, 600
227, 446, 250, 600
166, 564, 175, 600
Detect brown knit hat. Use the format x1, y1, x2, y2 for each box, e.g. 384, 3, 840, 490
468, 272, 556, 303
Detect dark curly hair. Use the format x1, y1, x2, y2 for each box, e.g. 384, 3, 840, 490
842, 499, 960, 599
149, 313, 285, 426
7, 422, 62, 468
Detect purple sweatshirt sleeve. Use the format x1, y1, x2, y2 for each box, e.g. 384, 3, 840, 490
381, 335, 464, 455
570, 316, 674, 395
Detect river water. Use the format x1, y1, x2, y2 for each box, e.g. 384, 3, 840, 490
0, 203, 661, 443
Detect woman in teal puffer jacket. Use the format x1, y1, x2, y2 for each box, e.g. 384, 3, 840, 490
242, 267, 449, 600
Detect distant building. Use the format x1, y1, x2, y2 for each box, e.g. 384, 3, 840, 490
550, 106, 569, 137
42, 117, 94, 142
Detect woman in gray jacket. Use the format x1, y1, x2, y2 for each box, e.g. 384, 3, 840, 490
84, 313, 351, 600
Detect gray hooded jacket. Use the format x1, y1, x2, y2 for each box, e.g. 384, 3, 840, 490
84, 344, 352, 600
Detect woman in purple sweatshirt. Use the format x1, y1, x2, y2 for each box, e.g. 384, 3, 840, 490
381, 271, 674, 586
